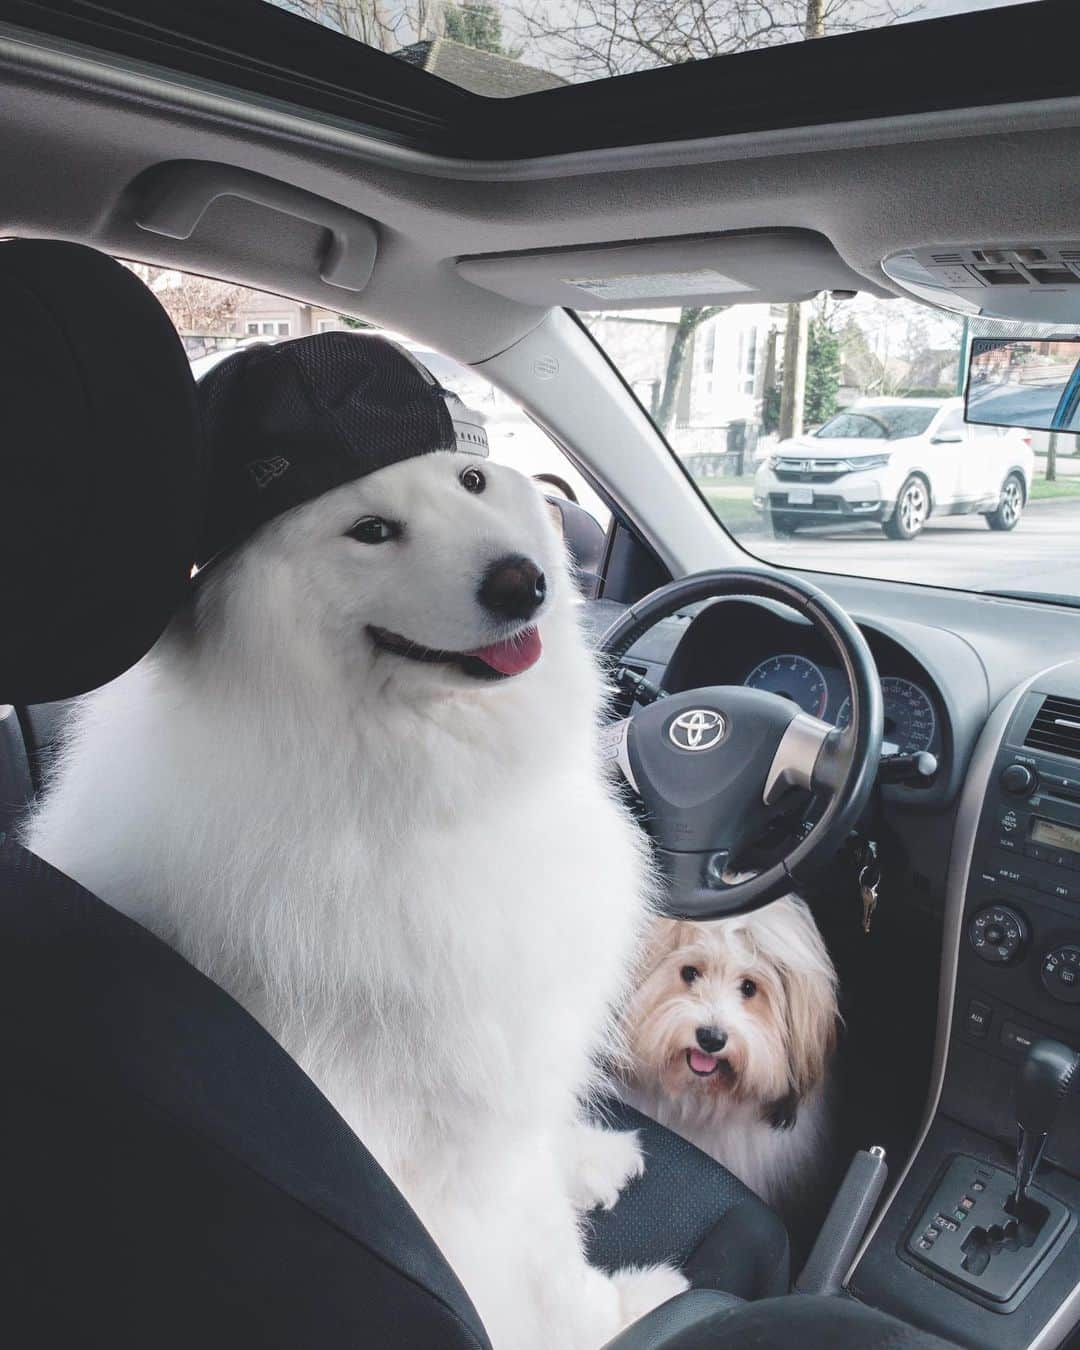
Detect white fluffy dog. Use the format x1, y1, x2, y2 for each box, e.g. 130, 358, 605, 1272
26, 450, 687, 1348
620, 898, 839, 1219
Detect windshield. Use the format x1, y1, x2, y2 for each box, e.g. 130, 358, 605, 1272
581, 294, 1080, 600
815, 406, 937, 440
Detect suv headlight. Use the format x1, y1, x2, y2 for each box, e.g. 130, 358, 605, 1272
767, 455, 783, 470
843, 453, 891, 471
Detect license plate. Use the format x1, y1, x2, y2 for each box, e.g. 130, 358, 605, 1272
787, 486, 814, 505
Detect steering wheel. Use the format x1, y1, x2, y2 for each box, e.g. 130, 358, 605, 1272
599, 569, 883, 919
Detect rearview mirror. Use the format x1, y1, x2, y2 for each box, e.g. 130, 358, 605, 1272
966, 336, 1080, 433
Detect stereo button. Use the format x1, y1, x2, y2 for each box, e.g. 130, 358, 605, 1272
1001, 764, 1037, 796
1041, 945, 1080, 1004
970, 905, 1027, 964
965, 999, 992, 1038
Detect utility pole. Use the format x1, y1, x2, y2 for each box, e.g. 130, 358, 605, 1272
778, 304, 809, 441
778, 0, 826, 440
1047, 431, 1059, 483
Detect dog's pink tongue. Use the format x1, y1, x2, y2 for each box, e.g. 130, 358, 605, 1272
466, 626, 542, 676
689, 1049, 719, 1075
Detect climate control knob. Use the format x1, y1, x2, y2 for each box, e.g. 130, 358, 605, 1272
1041, 945, 1080, 1004
1000, 763, 1037, 796
969, 904, 1028, 964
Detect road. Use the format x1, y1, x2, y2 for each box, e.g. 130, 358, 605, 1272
730, 497, 1080, 597
968, 379, 1070, 431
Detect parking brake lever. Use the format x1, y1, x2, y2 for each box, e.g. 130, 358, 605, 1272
1012, 1038, 1079, 1212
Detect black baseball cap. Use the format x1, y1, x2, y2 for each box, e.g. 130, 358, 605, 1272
195, 331, 488, 568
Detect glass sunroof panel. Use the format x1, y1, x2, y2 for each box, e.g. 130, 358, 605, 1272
265, 0, 1049, 99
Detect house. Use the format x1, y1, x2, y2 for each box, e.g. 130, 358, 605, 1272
587, 306, 776, 470
394, 37, 567, 97
229, 289, 350, 340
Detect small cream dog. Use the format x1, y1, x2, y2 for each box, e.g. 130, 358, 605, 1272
621, 897, 839, 1219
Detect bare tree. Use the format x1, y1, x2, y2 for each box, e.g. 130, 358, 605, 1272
271, 0, 446, 50
124, 264, 244, 334
513, 0, 917, 80
655, 306, 725, 432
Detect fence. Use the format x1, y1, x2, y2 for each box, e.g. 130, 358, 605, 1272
670, 420, 760, 478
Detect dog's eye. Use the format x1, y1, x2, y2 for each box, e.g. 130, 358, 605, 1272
460, 466, 486, 494
680, 965, 701, 985
346, 517, 401, 545
739, 978, 757, 999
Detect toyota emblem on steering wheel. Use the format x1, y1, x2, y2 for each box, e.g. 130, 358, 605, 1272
668, 709, 725, 751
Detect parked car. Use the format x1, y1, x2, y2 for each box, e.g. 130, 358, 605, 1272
753, 397, 1033, 539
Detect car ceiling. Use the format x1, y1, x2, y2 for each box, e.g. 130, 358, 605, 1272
2, 1, 1080, 363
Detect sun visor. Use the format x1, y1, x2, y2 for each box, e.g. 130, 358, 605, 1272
456, 230, 883, 310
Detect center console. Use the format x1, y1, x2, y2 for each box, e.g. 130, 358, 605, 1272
848, 664, 1080, 1348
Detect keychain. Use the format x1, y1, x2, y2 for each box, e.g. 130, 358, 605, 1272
855, 837, 881, 935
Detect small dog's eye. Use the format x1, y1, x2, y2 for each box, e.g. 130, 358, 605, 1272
346, 517, 400, 545
680, 965, 701, 985
739, 978, 757, 999
460, 465, 486, 494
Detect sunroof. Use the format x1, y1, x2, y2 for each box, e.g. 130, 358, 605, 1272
267, 0, 1049, 98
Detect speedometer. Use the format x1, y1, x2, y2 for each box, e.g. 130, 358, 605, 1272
837, 677, 936, 756
744, 654, 828, 718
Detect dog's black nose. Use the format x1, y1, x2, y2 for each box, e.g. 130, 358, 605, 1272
696, 1027, 727, 1054
478, 554, 547, 621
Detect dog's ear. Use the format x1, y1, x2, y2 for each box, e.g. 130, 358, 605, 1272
762, 1088, 800, 1131
636, 916, 695, 976
781, 956, 839, 1101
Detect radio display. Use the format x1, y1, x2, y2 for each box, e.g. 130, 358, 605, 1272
1032, 817, 1080, 855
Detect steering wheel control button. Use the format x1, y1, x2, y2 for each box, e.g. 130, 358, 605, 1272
965, 999, 992, 1039
1041, 945, 1080, 1003
969, 905, 1028, 964
1001, 763, 1038, 796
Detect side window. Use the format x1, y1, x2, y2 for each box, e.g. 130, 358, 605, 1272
120, 259, 610, 532
409, 347, 610, 530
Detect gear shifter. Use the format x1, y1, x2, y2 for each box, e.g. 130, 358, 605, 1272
1012, 1037, 1080, 1212
907, 1038, 1077, 1303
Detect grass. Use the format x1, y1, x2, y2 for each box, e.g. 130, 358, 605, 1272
1029, 477, 1080, 501
698, 485, 763, 532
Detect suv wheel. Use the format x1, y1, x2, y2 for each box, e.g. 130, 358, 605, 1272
883, 475, 929, 540
985, 472, 1024, 531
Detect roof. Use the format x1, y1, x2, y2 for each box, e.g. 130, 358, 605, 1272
394, 38, 567, 99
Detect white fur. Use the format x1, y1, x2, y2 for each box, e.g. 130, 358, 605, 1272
621, 898, 839, 1219
26, 452, 687, 1349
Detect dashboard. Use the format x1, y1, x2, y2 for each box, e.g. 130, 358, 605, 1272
744, 657, 936, 759
653, 596, 948, 772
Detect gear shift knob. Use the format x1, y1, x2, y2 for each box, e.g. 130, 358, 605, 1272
1012, 1038, 1079, 1210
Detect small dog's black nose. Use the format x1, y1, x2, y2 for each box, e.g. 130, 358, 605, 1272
478, 554, 547, 621
696, 1027, 727, 1054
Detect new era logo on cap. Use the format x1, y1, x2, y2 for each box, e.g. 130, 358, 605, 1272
247, 456, 291, 489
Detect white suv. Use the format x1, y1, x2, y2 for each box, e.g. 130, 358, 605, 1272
753, 397, 1033, 539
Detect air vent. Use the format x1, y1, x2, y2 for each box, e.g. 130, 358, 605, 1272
931, 253, 964, 264
1025, 695, 1080, 758
1061, 250, 1080, 262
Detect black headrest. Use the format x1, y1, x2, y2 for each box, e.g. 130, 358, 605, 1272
0, 241, 199, 704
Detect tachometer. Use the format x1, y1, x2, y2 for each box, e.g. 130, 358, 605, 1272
744, 654, 828, 718
836, 676, 936, 756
